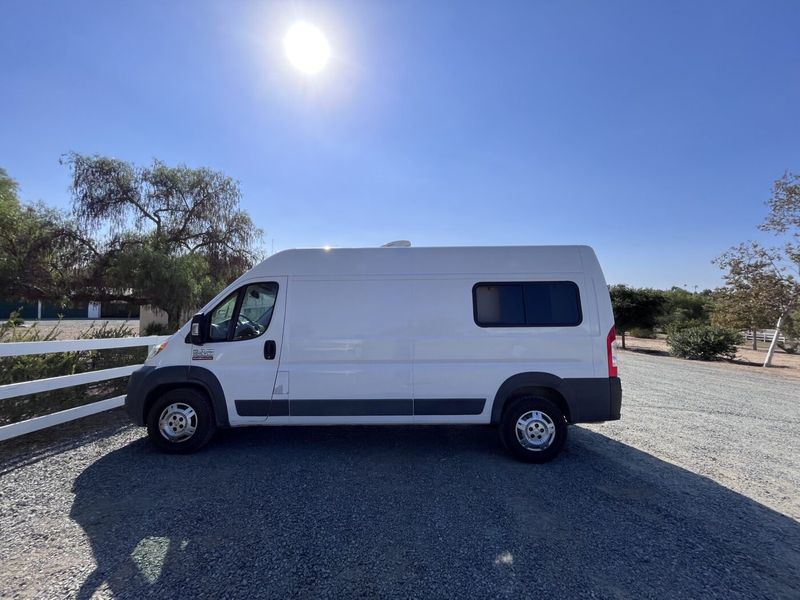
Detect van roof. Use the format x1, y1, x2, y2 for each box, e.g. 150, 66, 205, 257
247, 245, 595, 277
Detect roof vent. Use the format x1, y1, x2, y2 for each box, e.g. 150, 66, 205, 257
381, 240, 411, 248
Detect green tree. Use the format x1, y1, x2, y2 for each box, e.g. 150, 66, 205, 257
710, 277, 780, 350
0, 167, 18, 204
657, 286, 712, 330
62, 154, 264, 327
609, 285, 665, 349
0, 167, 86, 302
715, 170, 800, 366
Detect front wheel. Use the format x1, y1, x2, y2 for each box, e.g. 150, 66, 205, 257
500, 397, 567, 463
146, 388, 216, 453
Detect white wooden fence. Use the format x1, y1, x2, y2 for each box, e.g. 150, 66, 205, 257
0, 336, 169, 442
744, 330, 786, 344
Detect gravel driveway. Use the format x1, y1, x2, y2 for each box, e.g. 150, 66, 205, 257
1, 352, 798, 599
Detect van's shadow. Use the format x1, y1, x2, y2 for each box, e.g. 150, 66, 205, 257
72, 426, 800, 599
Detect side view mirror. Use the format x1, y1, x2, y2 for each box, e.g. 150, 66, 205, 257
190, 313, 207, 346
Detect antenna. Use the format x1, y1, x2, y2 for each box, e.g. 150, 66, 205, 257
381, 240, 411, 248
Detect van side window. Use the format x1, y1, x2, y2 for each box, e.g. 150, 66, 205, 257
208, 292, 238, 341
473, 282, 582, 327
207, 283, 279, 342
233, 283, 278, 341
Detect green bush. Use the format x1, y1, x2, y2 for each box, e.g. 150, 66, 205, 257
4, 310, 25, 326
778, 339, 800, 355
628, 327, 656, 339
664, 319, 709, 335
144, 322, 177, 336
666, 325, 741, 361
0, 318, 145, 425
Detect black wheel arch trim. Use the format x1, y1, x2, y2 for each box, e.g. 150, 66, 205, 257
125, 365, 230, 428
490, 372, 621, 425
491, 372, 567, 424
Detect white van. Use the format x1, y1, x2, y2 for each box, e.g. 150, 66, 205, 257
125, 245, 621, 462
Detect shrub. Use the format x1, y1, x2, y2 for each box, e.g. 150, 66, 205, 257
4, 309, 25, 326
778, 339, 800, 355
144, 322, 176, 336
628, 327, 656, 339
664, 319, 708, 335
666, 325, 741, 361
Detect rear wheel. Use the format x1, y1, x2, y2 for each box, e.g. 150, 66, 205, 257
500, 396, 567, 463
146, 388, 216, 453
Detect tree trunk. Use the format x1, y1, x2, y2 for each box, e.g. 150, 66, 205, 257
165, 308, 178, 332
751, 329, 757, 351
763, 313, 786, 367
621, 330, 626, 349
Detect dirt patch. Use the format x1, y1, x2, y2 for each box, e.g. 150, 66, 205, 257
621, 335, 800, 379
15, 319, 141, 340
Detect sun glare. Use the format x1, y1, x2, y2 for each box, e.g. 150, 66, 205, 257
283, 21, 330, 75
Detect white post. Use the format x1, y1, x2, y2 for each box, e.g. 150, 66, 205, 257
763, 313, 786, 367
37, 300, 42, 320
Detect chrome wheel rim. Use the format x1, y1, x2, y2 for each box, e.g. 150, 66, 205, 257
515, 410, 556, 451
158, 403, 198, 443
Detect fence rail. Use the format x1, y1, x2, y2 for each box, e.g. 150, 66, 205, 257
744, 330, 786, 344
0, 335, 169, 442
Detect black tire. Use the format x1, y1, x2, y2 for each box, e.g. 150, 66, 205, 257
500, 396, 567, 463
146, 388, 217, 454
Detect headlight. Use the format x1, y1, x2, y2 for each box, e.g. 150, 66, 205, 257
147, 341, 168, 360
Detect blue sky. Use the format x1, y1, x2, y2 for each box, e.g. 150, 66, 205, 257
2, 0, 799, 289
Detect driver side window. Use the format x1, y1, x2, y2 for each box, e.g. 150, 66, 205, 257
208, 292, 238, 342
206, 282, 279, 342
233, 283, 278, 341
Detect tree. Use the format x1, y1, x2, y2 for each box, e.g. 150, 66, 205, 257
709, 273, 780, 350
657, 286, 712, 330
0, 167, 86, 303
715, 171, 800, 366
0, 167, 18, 205
609, 285, 665, 349
62, 154, 264, 327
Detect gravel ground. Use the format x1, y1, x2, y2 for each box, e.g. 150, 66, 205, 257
0, 351, 799, 599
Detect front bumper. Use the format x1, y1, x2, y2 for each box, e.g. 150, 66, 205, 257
125, 366, 156, 426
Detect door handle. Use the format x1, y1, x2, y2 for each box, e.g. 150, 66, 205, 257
264, 340, 277, 360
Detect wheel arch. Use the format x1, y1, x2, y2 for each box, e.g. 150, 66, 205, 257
490, 372, 572, 424
138, 366, 230, 428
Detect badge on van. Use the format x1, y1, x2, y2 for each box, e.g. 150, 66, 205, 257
192, 348, 214, 361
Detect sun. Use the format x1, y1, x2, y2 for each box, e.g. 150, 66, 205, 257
283, 21, 331, 75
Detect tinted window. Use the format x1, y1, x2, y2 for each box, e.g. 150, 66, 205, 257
208, 292, 238, 341
523, 282, 582, 326
206, 282, 279, 342
233, 283, 278, 340
473, 282, 582, 327
474, 284, 525, 325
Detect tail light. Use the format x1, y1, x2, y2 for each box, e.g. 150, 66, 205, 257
607, 326, 618, 378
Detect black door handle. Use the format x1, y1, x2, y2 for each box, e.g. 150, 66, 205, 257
264, 340, 276, 360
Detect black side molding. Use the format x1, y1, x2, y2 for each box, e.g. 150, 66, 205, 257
233, 399, 290, 417
292, 399, 413, 417
235, 400, 271, 417
236, 398, 488, 418
415, 398, 485, 415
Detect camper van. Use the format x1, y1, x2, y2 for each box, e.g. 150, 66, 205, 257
125, 245, 621, 463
